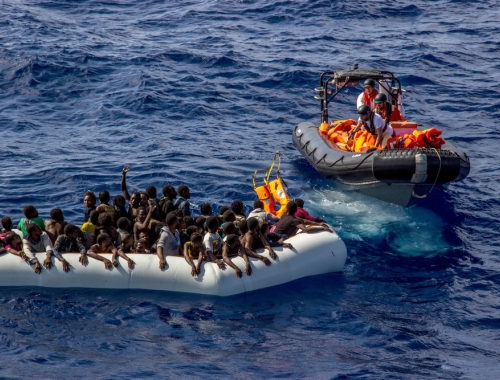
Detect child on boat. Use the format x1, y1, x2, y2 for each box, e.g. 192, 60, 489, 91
183, 232, 205, 277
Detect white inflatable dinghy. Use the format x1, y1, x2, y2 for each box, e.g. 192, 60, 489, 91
0, 230, 347, 296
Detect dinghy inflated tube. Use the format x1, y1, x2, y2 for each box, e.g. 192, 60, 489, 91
0, 230, 347, 296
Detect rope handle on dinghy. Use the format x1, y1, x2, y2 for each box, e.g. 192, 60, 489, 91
411, 148, 442, 199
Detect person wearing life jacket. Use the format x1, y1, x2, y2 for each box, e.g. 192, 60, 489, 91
374, 93, 393, 125
356, 78, 378, 111
389, 85, 406, 121
350, 105, 395, 152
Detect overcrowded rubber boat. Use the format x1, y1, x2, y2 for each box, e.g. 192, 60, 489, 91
292, 67, 470, 207
0, 229, 346, 296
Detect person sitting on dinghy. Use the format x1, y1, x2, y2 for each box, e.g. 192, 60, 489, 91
86, 233, 122, 269
175, 185, 192, 217
83, 191, 97, 223
247, 200, 280, 224
274, 201, 332, 237
18, 205, 45, 237
243, 217, 277, 260
293, 198, 325, 223
157, 213, 181, 270
45, 208, 67, 244
356, 78, 378, 110
4, 232, 27, 261
23, 223, 62, 274
203, 216, 226, 270
183, 232, 205, 277
223, 234, 271, 278
53, 224, 86, 271
350, 105, 395, 152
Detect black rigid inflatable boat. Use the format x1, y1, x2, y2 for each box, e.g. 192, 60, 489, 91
292, 68, 470, 207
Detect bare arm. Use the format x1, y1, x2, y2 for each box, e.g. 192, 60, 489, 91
135, 205, 156, 231
116, 248, 135, 269
222, 246, 242, 278
243, 247, 271, 267
183, 244, 198, 276
87, 248, 112, 269
238, 246, 252, 276
206, 249, 226, 270
121, 166, 131, 201
258, 231, 277, 259
157, 246, 166, 270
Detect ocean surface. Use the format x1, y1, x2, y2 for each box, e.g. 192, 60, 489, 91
0, 0, 499, 378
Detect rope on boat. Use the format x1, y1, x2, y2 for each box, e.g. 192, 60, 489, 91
411, 148, 442, 199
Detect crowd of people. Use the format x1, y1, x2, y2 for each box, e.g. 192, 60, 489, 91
0, 167, 332, 278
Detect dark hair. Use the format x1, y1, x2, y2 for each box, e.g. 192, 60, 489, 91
89, 210, 99, 224
145, 185, 157, 199
117, 217, 130, 230
253, 200, 264, 209
84, 190, 97, 204
238, 219, 248, 235
183, 216, 194, 228
140, 192, 149, 200
190, 232, 203, 244
64, 224, 80, 235
113, 195, 126, 208
1, 216, 12, 230
195, 216, 207, 230
50, 208, 64, 222
206, 216, 219, 232
223, 222, 237, 236
5, 232, 19, 245
23, 205, 37, 219
99, 190, 110, 204
218, 206, 230, 216
286, 201, 298, 215
166, 213, 178, 227
200, 202, 212, 216
98, 212, 112, 228
161, 185, 177, 198
222, 210, 236, 222
177, 185, 189, 197
294, 198, 305, 208
134, 239, 146, 249
226, 234, 239, 246
186, 225, 199, 238
231, 200, 244, 216
26, 223, 39, 236
247, 217, 259, 231
97, 233, 110, 245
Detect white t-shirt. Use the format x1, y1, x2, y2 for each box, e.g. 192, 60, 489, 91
358, 112, 393, 136
357, 92, 376, 110
157, 227, 181, 255
204, 232, 223, 256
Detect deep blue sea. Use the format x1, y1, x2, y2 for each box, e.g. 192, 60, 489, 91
1, 0, 499, 378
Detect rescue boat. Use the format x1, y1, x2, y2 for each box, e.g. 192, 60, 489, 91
292, 67, 470, 207
0, 229, 346, 296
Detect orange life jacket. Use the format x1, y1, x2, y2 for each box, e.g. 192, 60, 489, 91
363, 90, 379, 110
267, 178, 291, 217
254, 184, 276, 215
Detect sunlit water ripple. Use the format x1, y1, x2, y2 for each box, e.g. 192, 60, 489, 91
0, 0, 499, 378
